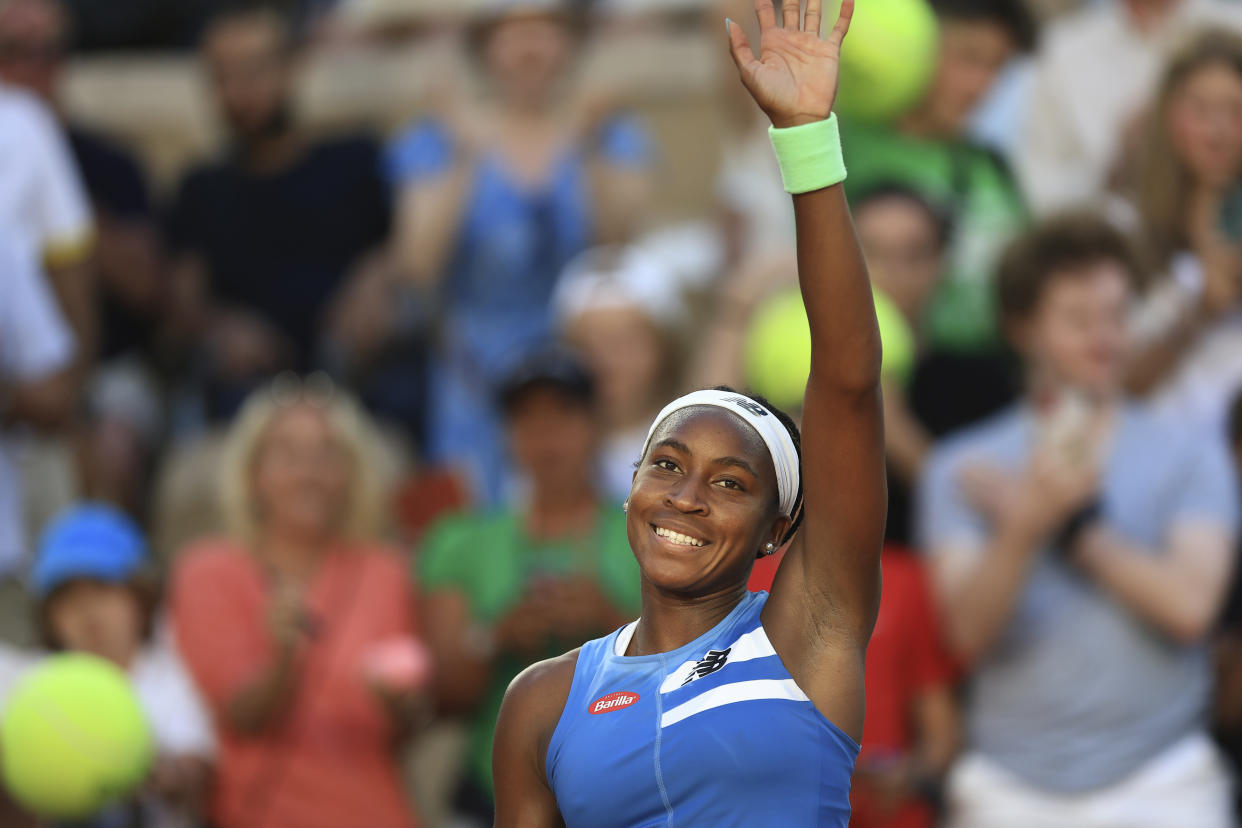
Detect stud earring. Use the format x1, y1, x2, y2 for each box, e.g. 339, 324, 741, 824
763, 542, 776, 556
622, 500, 629, 512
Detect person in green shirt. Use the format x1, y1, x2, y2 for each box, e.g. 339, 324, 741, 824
842, 0, 1035, 351
417, 348, 640, 822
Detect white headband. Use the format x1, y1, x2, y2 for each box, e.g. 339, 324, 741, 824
640, 390, 801, 518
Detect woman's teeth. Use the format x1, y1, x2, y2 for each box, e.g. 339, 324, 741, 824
654, 526, 706, 547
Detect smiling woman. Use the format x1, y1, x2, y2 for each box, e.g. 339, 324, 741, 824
491, 2, 886, 826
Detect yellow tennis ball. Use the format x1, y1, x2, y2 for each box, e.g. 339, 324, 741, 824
744, 287, 917, 411
745, 289, 811, 413
832, 0, 939, 124
1, 654, 153, 819
872, 288, 916, 386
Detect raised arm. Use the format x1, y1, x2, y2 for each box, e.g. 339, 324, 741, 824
729, 0, 885, 645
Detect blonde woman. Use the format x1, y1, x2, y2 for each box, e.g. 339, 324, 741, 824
171, 375, 424, 828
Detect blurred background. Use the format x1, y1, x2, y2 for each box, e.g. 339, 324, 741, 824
1, 0, 1242, 825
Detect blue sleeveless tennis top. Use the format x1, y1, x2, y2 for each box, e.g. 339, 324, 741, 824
546, 590, 859, 827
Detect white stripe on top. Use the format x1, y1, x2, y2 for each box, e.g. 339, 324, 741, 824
658, 626, 776, 694
660, 678, 809, 728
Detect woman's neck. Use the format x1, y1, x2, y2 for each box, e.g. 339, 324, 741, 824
256, 530, 331, 582
626, 584, 749, 656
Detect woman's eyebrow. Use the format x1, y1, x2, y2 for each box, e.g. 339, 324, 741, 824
713, 456, 758, 476
654, 438, 691, 455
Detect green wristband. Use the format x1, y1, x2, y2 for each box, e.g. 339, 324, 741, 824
768, 114, 847, 195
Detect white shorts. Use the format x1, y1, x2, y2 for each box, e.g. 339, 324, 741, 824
946, 732, 1236, 828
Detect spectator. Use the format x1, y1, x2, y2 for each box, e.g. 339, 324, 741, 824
23, 503, 214, 827
0, 0, 165, 513
165, 5, 391, 423
1121, 31, 1242, 431
553, 245, 683, 502
842, 0, 1034, 352
417, 349, 640, 823
0, 0, 159, 367
386, 0, 654, 504
921, 215, 1238, 826
171, 376, 423, 828
1017, 0, 1242, 215
0, 10, 94, 363
0, 228, 76, 644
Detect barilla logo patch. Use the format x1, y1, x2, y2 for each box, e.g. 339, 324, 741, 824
589, 691, 640, 714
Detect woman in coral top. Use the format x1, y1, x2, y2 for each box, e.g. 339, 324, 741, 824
172, 376, 425, 828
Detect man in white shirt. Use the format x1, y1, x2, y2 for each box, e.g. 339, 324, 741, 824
1015, 0, 1242, 214
0, 76, 94, 357
0, 227, 76, 647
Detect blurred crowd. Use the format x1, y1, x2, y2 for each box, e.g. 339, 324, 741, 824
1, 0, 1242, 825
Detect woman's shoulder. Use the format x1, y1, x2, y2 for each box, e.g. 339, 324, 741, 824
500, 648, 582, 734
386, 117, 459, 182
173, 537, 252, 578
344, 542, 415, 576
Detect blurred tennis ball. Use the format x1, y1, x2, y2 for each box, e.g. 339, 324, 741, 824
744, 286, 916, 411
1, 654, 152, 819
745, 288, 811, 413
872, 288, 916, 385
832, 0, 939, 124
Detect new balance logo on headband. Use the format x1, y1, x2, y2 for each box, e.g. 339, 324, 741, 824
683, 648, 732, 686
725, 397, 770, 417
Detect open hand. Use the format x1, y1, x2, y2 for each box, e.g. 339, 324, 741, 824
960, 450, 1101, 543
727, 0, 853, 128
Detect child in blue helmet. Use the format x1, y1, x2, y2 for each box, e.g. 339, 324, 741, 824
5, 503, 215, 827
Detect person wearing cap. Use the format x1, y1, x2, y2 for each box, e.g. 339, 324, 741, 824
385, 0, 654, 505
553, 245, 684, 503
417, 347, 641, 822
19, 503, 215, 828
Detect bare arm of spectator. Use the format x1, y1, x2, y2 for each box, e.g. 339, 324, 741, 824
930, 448, 1099, 662
583, 108, 654, 245
1, 234, 79, 430
421, 590, 499, 715
221, 581, 308, 734
422, 583, 619, 716
392, 162, 474, 291
914, 685, 960, 779
882, 380, 932, 488
1126, 192, 1242, 396
690, 252, 798, 389
3, 369, 77, 431
1075, 522, 1234, 644
42, 258, 97, 370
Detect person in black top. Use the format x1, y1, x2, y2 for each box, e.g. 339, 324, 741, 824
164, 5, 393, 421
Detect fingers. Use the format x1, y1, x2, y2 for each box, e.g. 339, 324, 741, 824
781, 0, 800, 30
804, 0, 822, 34
828, 0, 854, 45
727, 18, 760, 77
754, 0, 777, 31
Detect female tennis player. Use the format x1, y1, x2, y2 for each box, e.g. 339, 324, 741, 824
493, 1, 884, 825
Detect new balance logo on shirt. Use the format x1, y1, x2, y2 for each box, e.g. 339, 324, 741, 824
683, 648, 732, 685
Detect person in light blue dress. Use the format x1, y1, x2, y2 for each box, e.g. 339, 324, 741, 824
492, 2, 886, 825
386, 1, 652, 504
